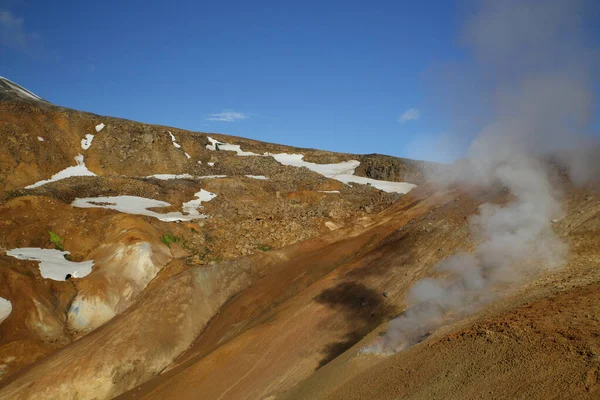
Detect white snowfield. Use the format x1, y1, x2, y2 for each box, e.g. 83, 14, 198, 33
272, 153, 359, 175
0, 297, 11, 325
81, 134, 95, 150
168, 131, 182, 149
37, 136, 44, 142
182, 189, 217, 215
25, 154, 96, 189
146, 174, 227, 180
147, 174, 267, 181
206, 137, 260, 156
6, 248, 94, 281
0, 76, 44, 101
147, 173, 194, 180
205, 136, 416, 194
335, 173, 415, 193
197, 175, 228, 179
319, 190, 341, 193
82, 123, 104, 150
71, 189, 216, 222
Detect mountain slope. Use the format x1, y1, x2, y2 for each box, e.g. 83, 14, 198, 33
0, 77, 430, 392
0, 78, 598, 400
0, 77, 48, 103
113, 184, 600, 400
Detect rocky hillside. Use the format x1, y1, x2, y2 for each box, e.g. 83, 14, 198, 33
0, 78, 598, 400
0, 77, 431, 385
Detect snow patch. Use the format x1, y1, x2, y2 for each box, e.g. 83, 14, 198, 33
0, 76, 43, 101
185, 152, 191, 159
203, 137, 416, 194
207, 162, 215, 166
0, 298, 12, 325
147, 174, 194, 180
71, 190, 217, 222
271, 153, 415, 194
146, 174, 227, 180
198, 175, 227, 179
206, 137, 260, 156
334, 174, 416, 194
37, 136, 44, 142
25, 154, 96, 189
271, 153, 359, 175
319, 190, 341, 193
6, 248, 94, 281
168, 131, 182, 149
82, 124, 103, 150
245, 175, 269, 180
81, 134, 95, 150
182, 189, 217, 216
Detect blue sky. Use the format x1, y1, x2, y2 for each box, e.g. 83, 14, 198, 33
0, 1, 597, 162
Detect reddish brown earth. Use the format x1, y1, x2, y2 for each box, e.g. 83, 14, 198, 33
1, 81, 599, 400
102, 184, 598, 400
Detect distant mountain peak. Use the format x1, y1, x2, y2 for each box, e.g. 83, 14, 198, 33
0, 76, 48, 103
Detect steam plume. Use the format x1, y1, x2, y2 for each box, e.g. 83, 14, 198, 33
369, 0, 598, 353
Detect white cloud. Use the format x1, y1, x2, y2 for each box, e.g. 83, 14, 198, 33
0, 9, 36, 52
205, 111, 248, 122
399, 108, 421, 123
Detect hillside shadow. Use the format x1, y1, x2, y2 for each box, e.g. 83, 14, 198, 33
311, 194, 463, 370
313, 281, 396, 369
344, 230, 412, 280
